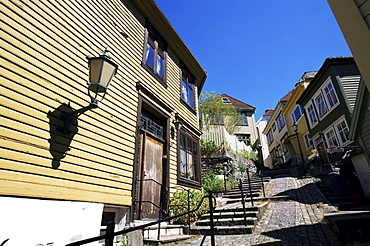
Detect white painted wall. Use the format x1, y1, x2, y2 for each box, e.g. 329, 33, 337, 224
0, 197, 104, 246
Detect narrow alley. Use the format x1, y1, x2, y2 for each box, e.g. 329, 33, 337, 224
176, 168, 370, 246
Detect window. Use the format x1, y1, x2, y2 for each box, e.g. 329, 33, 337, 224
313, 78, 339, 119
143, 23, 167, 84
236, 134, 251, 145
237, 112, 248, 125
222, 97, 231, 103
272, 123, 276, 131
335, 119, 349, 145
178, 131, 200, 184
276, 113, 286, 131
291, 105, 303, 124
303, 132, 313, 149
325, 129, 339, 147
323, 81, 339, 108
180, 66, 196, 109
267, 130, 274, 145
305, 103, 318, 128
314, 92, 328, 117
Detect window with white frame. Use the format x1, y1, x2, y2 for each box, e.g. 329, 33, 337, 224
314, 92, 328, 117
313, 78, 339, 119
303, 132, 313, 149
323, 81, 339, 108
305, 103, 318, 128
276, 113, 286, 131
291, 105, 303, 124
325, 128, 339, 147
335, 119, 349, 145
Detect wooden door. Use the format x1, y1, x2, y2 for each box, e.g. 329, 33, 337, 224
138, 133, 163, 219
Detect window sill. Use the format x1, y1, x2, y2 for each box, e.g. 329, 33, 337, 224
177, 178, 201, 189
180, 99, 197, 114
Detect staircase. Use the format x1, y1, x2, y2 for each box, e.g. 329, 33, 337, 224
190, 175, 270, 236
137, 221, 193, 246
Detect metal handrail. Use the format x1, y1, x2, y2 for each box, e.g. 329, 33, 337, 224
66, 194, 214, 246
134, 178, 169, 240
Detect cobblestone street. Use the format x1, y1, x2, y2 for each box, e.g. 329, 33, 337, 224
175, 169, 369, 246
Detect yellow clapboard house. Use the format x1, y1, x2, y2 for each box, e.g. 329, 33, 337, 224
0, 0, 206, 244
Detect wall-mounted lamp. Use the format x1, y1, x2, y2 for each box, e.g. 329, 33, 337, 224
174, 121, 183, 131
58, 48, 118, 134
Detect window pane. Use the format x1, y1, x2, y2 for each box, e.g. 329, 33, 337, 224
324, 82, 338, 108
156, 54, 164, 78
146, 44, 155, 70
315, 93, 327, 117
180, 149, 187, 173
337, 121, 349, 144
181, 80, 188, 102
187, 85, 194, 107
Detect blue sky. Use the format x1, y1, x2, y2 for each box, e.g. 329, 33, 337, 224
154, 1, 352, 120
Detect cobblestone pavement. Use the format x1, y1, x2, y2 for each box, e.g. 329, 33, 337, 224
175, 169, 369, 246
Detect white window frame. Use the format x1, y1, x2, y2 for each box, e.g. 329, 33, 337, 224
323, 116, 351, 147
313, 77, 340, 120
291, 105, 303, 124
324, 128, 339, 147
305, 102, 318, 128
314, 91, 328, 118
303, 132, 313, 150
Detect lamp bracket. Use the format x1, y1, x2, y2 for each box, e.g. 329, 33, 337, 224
57, 101, 98, 134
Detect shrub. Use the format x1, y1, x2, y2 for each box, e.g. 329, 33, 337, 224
169, 189, 209, 225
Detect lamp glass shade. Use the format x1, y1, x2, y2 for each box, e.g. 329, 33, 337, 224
292, 124, 298, 132
88, 57, 118, 93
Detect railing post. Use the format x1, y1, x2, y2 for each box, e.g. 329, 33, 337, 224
208, 191, 215, 246
105, 221, 115, 246
239, 179, 247, 226
260, 173, 266, 197
246, 168, 254, 206
187, 189, 191, 234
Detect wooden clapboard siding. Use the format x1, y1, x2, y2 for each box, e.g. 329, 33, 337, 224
1, 0, 206, 206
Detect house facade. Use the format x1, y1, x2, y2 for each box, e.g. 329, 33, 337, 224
282, 72, 317, 165
297, 57, 360, 163
262, 92, 292, 168
327, 0, 370, 198
255, 109, 274, 168
327, 0, 370, 91
0, 0, 206, 245
296, 57, 365, 196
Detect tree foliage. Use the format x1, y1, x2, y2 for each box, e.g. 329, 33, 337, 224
199, 91, 242, 135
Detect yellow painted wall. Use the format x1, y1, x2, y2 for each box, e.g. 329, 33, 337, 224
1, 0, 204, 205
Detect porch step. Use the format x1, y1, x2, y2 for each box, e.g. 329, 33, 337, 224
190, 225, 254, 235
196, 217, 257, 226
325, 211, 370, 240
143, 235, 194, 246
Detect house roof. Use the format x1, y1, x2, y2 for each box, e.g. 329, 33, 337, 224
297, 57, 355, 105
279, 90, 293, 103
263, 109, 274, 116
220, 94, 256, 110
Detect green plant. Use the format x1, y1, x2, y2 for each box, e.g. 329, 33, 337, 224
169, 189, 209, 225
114, 234, 131, 246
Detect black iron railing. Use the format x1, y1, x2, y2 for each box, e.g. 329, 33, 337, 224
66, 192, 217, 246
133, 178, 169, 240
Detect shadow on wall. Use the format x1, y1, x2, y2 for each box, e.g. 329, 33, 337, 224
47, 103, 78, 169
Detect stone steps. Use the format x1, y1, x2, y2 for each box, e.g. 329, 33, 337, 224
190, 225, 254, 235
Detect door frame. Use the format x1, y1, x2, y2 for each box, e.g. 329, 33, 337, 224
132, 96, 170, 221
